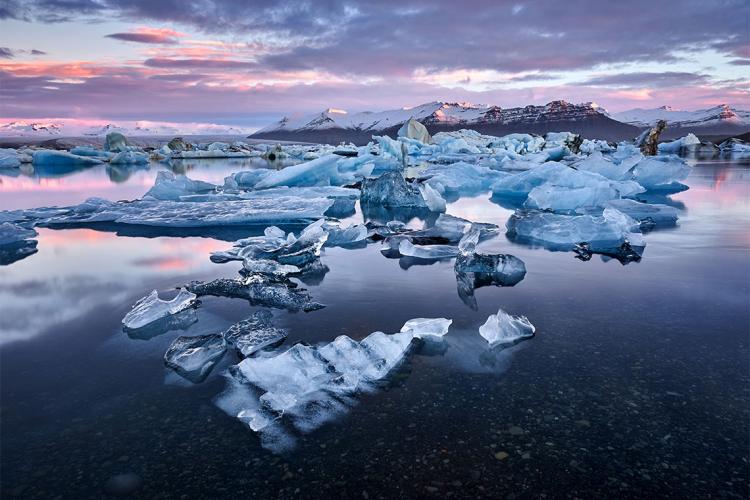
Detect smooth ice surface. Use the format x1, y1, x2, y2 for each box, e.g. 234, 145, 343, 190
32, 150, 103, 167
397, 239, 458, 259
110, 151, 149, 165
164, 334, 227, 383
400, 318, 452, 339
631, 157, 691, 190
603, 199, 679, 228
322, 222, 368, 246
658, 134, 700, 153
479, 308, 535, 347
122, 289, 197, 330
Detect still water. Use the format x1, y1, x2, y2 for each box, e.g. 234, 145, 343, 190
1, 157, 748, 498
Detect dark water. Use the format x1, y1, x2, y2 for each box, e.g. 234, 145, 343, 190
1, 158, 748, 499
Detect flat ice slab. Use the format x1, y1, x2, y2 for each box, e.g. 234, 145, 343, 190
122, 289, 197, 330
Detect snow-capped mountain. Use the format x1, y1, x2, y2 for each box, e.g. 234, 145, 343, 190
611, 104, 750, 136
0, 120, 250, 138
0, 121, 64, 136
252, 100, 639, 143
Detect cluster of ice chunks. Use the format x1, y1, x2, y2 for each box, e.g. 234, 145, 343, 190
0, 148, 33, 168
479, 308, 536, 347
122, 289, 198, 331
216, 317, 451, 451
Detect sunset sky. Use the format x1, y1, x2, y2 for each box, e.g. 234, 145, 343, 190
1, 0, 748, 129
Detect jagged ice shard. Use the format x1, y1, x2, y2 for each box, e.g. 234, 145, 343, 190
122, 289, 198, 331
479, 308, 535, 347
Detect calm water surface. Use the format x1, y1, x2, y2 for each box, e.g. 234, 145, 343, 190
0, 157, 748, 498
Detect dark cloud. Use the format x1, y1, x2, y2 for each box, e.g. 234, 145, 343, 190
578, 72, 712, 88
30, 49, 46, 55
1, 0, 747, 76
0, 47, 14, 58
730, 59, 750, 66
106, 32, 178, 44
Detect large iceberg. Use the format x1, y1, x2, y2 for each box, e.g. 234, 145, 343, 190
631, 156, 691, 191
479, 308, 535, 347
122, 289, 198, 330
145, 171, 217, 200
360, 171, 428, 209
507, 208, 645, 259
32, 150, 103, 167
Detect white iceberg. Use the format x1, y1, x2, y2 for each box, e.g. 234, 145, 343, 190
122, 289, 197, 330
479, 308, 535, 347
657, 133, 700, 154
631, 156, 691, 191
144, 171, 217, 201
400, 318, 452, 339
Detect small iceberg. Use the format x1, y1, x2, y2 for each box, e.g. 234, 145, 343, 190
222, 310, 288, 357
122, 289, 197, 330
400, 318, 452, 339
164, 334, 226, 383
479, 308, 535, 347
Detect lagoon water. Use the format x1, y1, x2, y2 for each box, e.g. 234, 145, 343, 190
1, 156, 748, 498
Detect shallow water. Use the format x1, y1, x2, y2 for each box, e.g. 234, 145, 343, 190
1, 157, 748, 498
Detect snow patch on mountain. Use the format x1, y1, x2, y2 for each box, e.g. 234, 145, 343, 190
612, 104, 749, 128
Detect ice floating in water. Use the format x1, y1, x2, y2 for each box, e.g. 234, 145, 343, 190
418, 183, 447, 212
360, 171, 428, 209
145, 171, 217, 201
398, 118, 432, 144
22, 196, 334, 228
220, 326, 417, 445
602, 199, 679, 229
479, 308, 535, 347
507, 208, 645, 259
410, 214, 498, 244
125, 308, 198, 340
110, 151, 149, 165
631, 156, 691, 191
397, 239, 458, 260
455, 227, 527, 279
322, 221, 368, 247
420, 161, 507, 196
242, 259, 300, 278
254, 154, 373, 189
222, 310, 288, 357
186, 276, 324, 312
0, 222, 37, 246
32, 150, 103, 167
0, 222, 38, 266
0, 148, 25, 168
122, 289, 197, 330
658, 133, 700, 154
400, 318, 452, 339
164, 334, 226, 383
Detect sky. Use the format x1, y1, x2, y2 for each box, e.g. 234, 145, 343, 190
1, 0, 748, 130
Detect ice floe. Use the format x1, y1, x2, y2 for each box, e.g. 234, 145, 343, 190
222, 310, 288, 357
122, 289, 198, 330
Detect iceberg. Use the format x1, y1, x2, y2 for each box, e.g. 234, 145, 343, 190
409, 214, 498, 244
400, 318, 452, 339
602, 199, 679, 229
253, 154, 372, 189
479, 308, 535, 347
507, 208, 645, 259
110, 151, 150, 165
398, 118, 432, 144
242, 259, 300, 278
397, 239, 458, 260
0, 148, 22, 168
144, 171, 217, 201
164, 334, 227, 383
418, 183, 447, 212
104, 132, 130, 152
122, 289, 197, 330
222, 310, 288, 357
32, 150, 103, 167
322, 222, 368, 247
124, 308, 198, 340
360, 171, 427, 209
186, 276, 324, 312
455, 227, 526, 280
420, 161, 507, 196
658, 133, 701, 154
0, 222, 37, 246
25, 195, 334, 228
631, 156, 691, 191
